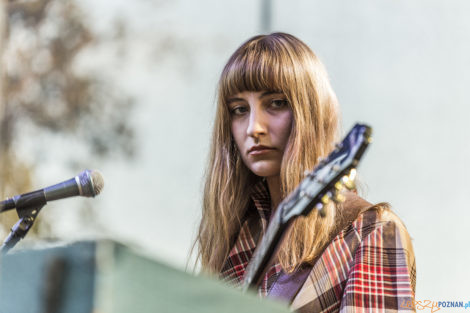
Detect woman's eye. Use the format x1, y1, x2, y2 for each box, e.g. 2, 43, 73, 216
270, 99, 288, 109
230, 106, 248, 115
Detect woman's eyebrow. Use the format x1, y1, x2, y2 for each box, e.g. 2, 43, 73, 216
226, 97, 244, 105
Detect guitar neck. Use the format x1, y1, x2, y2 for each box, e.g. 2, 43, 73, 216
241, 208, 289, 291
240, 123, 372, 292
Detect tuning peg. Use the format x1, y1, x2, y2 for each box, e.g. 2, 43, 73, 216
342, 176, 355, 190
321, 193, 330, 205
315, 202, 326, 217
341, 168, 357, 190
334, 181, 344, 191
314, 202, 326, 217
348, 168, 357, 181
333, 192, 346, 203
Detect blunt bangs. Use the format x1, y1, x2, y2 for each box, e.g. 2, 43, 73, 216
219, 36, 294, 102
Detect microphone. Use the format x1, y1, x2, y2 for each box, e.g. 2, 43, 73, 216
0, 169, 104, 213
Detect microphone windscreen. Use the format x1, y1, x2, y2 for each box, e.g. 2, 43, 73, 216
90, 170, 104, 196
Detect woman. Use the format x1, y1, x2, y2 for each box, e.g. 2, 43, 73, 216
195, 33, 416, 312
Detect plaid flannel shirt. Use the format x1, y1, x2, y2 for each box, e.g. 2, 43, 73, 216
220, 180, 416, 313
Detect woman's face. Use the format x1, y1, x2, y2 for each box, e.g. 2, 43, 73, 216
228, 90, 293, 178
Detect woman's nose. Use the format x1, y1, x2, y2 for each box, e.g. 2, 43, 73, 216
246, 108, 267, 139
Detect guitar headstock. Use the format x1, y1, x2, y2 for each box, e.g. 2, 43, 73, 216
280, 124, 372, 223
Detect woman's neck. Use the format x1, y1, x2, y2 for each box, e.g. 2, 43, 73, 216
266, 175, 282, 212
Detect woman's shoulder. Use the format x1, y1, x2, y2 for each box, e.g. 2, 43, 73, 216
339, 192, 413, 244
353, 202, 408, 229
348, 201, 414, 253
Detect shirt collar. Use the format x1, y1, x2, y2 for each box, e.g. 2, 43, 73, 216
250, 179, 272, 232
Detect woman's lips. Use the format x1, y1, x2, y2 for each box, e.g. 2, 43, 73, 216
248, 146, 275, 155
249, 149, 274, 155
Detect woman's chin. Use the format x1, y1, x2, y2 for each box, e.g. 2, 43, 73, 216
248, 163, 281, 178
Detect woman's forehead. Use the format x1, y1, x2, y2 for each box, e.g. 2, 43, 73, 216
221, 57, 285, 96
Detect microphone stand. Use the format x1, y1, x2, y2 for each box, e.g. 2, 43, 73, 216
1, 205, 44, 254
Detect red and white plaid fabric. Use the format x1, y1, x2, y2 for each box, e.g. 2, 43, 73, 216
220, 180, 282, 296
220, 180, 416, 312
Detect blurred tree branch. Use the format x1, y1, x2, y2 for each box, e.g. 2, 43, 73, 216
0, 0, 135, 237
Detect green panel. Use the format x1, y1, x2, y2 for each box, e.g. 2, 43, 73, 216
94, 242, 290, 313
0, 240, 291, 313
0, 241, 96, 313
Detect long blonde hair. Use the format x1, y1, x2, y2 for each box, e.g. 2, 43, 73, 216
195, 33, 340, 274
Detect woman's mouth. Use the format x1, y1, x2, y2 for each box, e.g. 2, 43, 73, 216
248, 145, 275, 155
